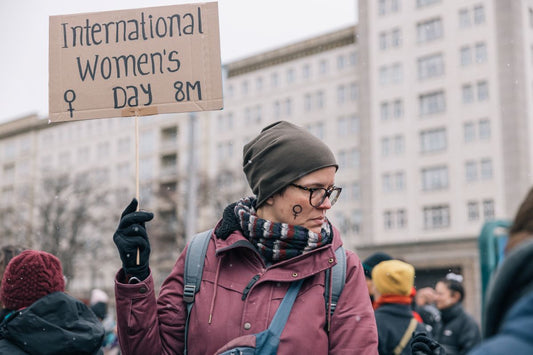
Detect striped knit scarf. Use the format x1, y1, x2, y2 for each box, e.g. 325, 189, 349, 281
234, 197, 333, 262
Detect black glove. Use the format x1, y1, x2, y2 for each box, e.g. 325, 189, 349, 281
113, 198, 154, 280
411, 331, 446, 355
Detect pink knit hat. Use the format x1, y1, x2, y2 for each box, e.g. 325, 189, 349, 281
0, 250, 65, 310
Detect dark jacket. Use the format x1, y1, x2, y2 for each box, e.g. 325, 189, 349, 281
434, 303, 480, 355
0, 291, 104, 354
375, 303, 426, 355
469, 239, 533, 354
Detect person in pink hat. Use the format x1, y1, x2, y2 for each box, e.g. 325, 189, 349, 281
0, 250, 104, 354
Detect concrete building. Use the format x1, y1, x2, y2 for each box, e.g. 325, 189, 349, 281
357, 0, 533, 320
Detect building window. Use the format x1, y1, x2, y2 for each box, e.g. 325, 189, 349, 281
480, 158, 493, 179
381, 137, 391, 157
479, 119, 491, 140
351, 210, 362, 233
483, 199, 495, 219
382, 173, 393, 192
417, 0, 440, 7
475, 42, 487, 63
316, 91, 325, 109
379, 0, 387, 15
349, 115, 360, 134
464, 122, 476, 142
384, 211, 394, 229
397, 209, 407, 229
465, 160, 478, 181
302, 64, 311, 79
286, 68, 295, 84
271, 72, 279, 88
473, 5, 485, 25
393, 99, 404, 118
319, 59, 328, 74
379, 66, 389, 85
337, 85, 346, 104
273, 101, 280, 119
350, 83, 359, 101
391, 63, 403, 83
337, 55, 345, 70
418, 53, 444, 80
419, 90, 446, 115
351, 182, 361, 201
395, 171, 405, 191
349, 51, 358, 66
460, 46, 472, 66
338, 115, 360, 137
379, 0, 401, 16
380, 32, 388, 50
477, 81, 489, 101
393, 135, 404, 155
381, 102, 390, 120
423, 205, 450, 229
420, 127, 447, 153
304, 94, 312, 111
459, 8, 470, 28
417, 18, 443, 43
391, 28, 402, 47
467, 201, 479, 221
462, 84, 474, 104
284, 98, 292, 116
241, 80, 249, 95
421, 165, 448, 191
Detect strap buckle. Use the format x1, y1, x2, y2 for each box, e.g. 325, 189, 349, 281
183, 284, 196, 303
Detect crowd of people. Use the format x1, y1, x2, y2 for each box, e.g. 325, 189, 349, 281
1, 121, 532, 354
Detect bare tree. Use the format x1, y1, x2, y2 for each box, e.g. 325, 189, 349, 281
35, 171, 112, 282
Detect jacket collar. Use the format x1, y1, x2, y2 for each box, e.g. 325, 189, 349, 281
213, 224, 343, 281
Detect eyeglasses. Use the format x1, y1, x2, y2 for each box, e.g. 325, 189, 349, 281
290, 183, 342, 208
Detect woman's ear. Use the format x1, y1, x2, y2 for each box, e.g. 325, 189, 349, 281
451, 290, 461, 303
264, 196, 275, 206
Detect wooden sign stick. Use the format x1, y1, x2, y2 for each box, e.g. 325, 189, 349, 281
135, 114, 140, 265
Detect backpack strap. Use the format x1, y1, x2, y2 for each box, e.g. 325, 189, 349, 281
393, 317, 418, 355
183, 229, 213, 355
324, 245, 346, 329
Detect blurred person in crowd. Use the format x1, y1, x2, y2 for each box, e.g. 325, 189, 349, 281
372, 259, 427, 355
0, 244, 26, 309
90, 289, 120, 355
0, 250, 104, 354
412, 186, 533, 354
432, 273, 481, 355
414, 287, 441, 336
112, 121, 378, 354
363, 251, 393, 303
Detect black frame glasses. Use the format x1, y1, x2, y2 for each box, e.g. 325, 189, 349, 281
290, 183, 342, 208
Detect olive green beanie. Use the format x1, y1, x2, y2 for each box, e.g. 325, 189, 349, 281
243, 121, 338, 207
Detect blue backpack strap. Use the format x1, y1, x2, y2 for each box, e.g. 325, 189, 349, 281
183, 229, 213, 355
324, 246, 346, 328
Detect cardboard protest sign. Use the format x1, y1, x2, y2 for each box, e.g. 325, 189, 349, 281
49, 2, 223, 122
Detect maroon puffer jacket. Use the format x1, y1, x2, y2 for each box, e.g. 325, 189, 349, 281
114, 227, 378, 354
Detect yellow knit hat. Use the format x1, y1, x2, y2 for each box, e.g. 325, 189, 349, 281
371, 260, 414, 296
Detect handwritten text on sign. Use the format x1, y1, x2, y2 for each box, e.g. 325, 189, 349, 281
49, 2, 223, 122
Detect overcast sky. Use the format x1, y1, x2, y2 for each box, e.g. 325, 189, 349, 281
0, 0, 357, 123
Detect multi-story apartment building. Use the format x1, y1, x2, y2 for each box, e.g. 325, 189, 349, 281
357, 0, 533, 319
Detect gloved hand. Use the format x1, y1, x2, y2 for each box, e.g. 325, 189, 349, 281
113, 198, 154, 281
411, 331, 446, 355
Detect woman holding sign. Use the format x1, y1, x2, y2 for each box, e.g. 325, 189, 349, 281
112, 121, 378, 354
